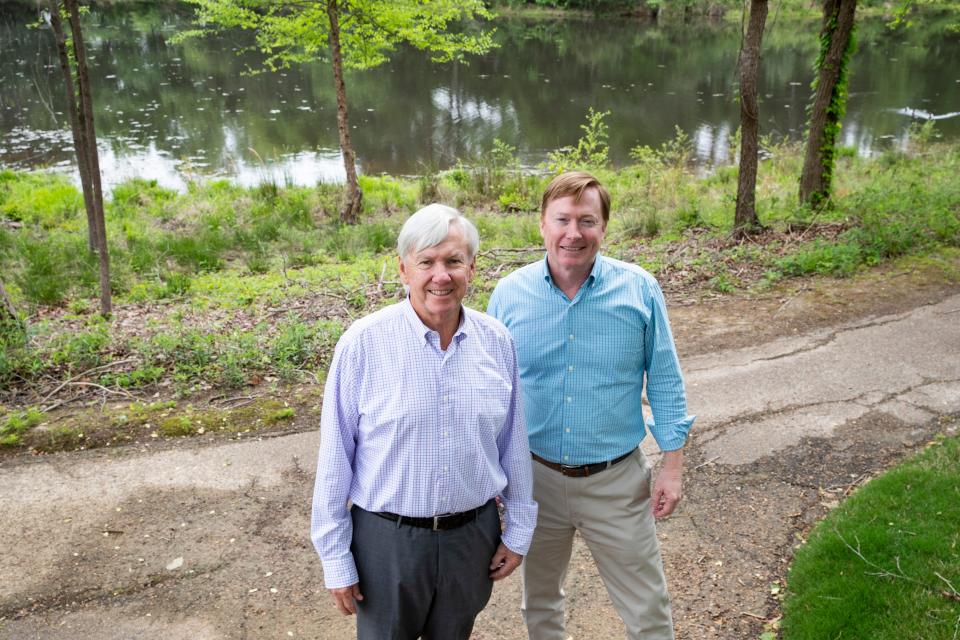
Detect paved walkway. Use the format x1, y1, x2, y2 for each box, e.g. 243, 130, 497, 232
1, 294, 958, 639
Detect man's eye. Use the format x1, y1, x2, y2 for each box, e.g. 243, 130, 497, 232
582, 220, 596, 227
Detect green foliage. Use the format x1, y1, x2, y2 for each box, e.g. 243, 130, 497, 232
782, 434, 960, 639
1, 407, 44, 447
322, 220, 397, 261
907, 119, 940, 152
451, 139, 541, 211
98, 365, 165, 389
266, 407, 295, 423
777, 238, 864, 277
0, 172, 83, 228
109, 179, 177, 220
547, 108, 611, 173
178, 0, 495, 72
50, 321, 110, 373
14, 234, 72, 305
159, 415, 197, 437
359, 175, 418, 214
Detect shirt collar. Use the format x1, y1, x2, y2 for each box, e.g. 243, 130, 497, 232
401, 297, 469, 346
540, 254, 605, 289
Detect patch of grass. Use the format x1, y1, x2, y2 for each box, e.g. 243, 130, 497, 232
0, 407, 44, 447
782, 432, 960, 640
0, 171, 82, 228
266, 407, 295, 423
777, 239, 864, 277
158, 415, 197, 437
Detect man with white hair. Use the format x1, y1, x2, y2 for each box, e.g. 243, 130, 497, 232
311, 204, 537, 639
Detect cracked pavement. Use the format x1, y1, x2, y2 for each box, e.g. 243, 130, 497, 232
1, 291, 958, 639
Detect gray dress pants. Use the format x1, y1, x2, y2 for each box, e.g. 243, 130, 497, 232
351, 500, 501, 640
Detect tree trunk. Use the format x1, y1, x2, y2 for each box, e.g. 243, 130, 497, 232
733, 0, 768, 238
798, 0, 857, 208
65, 0, 112, 316
47, 2, 97, 252
327, 0, 363, 224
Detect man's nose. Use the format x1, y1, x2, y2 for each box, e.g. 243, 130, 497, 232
431, 266, 453, 282
564, 222, 582, 238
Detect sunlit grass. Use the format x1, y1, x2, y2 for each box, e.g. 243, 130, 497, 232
782, 432, 960, 640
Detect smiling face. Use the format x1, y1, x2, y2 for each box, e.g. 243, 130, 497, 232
540, 187, 606, 278
399, 223, 476, 333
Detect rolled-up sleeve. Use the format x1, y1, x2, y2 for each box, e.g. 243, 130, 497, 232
310, 336, 362, 589
643, 280, 696, 452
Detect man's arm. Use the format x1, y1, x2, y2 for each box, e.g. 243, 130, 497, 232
310, 337, 364, 613
491, 336, 537, 579
641, 278, 694, 518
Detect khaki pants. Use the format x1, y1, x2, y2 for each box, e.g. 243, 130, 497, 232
521, 448, 674, 640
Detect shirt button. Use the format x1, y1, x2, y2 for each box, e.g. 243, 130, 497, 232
443, 395, 449, 402
443, 431, 449, 437
443, 465, 448, 472
566, 396, 572, 403
568, 365, 574, 372
563, 455, 569, 461
565, 428, 571, 433
568, 334, 575, 341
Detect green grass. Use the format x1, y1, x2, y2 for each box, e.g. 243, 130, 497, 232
782, 433, 960, 640
0, 407, 44, 447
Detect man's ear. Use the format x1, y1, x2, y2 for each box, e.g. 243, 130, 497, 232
398, 255, 409, 285
467, 256, 477, 281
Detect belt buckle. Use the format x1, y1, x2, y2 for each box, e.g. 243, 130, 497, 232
433, 515, 441, 531
560, 464, 580, 476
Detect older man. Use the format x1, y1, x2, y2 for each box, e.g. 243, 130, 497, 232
488, 172, 695, 640
311, 204, 537, 639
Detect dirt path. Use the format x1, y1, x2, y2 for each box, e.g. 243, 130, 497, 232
2, 264, 959, 640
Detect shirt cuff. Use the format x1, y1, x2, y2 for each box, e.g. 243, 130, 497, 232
499, 503, 537, 555
321, 554, 359, 590
646, 414, 696, 452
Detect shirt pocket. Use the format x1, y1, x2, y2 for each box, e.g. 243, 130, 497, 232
472, 385, 511, 445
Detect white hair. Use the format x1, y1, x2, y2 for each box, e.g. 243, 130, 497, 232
397, 203, 479, 259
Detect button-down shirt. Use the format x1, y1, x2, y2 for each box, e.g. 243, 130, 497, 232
488, 255, 695, 465
310, 298, 537, 589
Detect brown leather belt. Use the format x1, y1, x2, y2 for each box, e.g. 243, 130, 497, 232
532, 451, 633, 478
367, 499, 494, 531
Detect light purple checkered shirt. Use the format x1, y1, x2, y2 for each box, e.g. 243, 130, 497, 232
310, 298, 537, 589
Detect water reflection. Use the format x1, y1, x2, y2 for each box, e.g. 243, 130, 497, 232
1, 3, 958, 191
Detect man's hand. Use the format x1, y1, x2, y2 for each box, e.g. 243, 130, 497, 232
329, 583, 364, 615
489, 543, 523, 581
652, 449, 684, 519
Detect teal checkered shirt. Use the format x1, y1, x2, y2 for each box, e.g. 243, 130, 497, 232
488, 255, 695, 465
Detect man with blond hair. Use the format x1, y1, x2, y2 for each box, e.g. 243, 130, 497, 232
488, 171, 694, 640
312, 203, 536, 639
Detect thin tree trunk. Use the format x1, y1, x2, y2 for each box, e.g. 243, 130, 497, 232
734, 0, 768, 238
65, 0, 111, 316
798, 0, 857, 208
47, 2, 96, 252
327, 0, 362, 224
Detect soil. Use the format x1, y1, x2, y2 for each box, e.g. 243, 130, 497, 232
1, 251, 958, 640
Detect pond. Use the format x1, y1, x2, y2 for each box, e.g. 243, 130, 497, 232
1, 2, 958, 191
